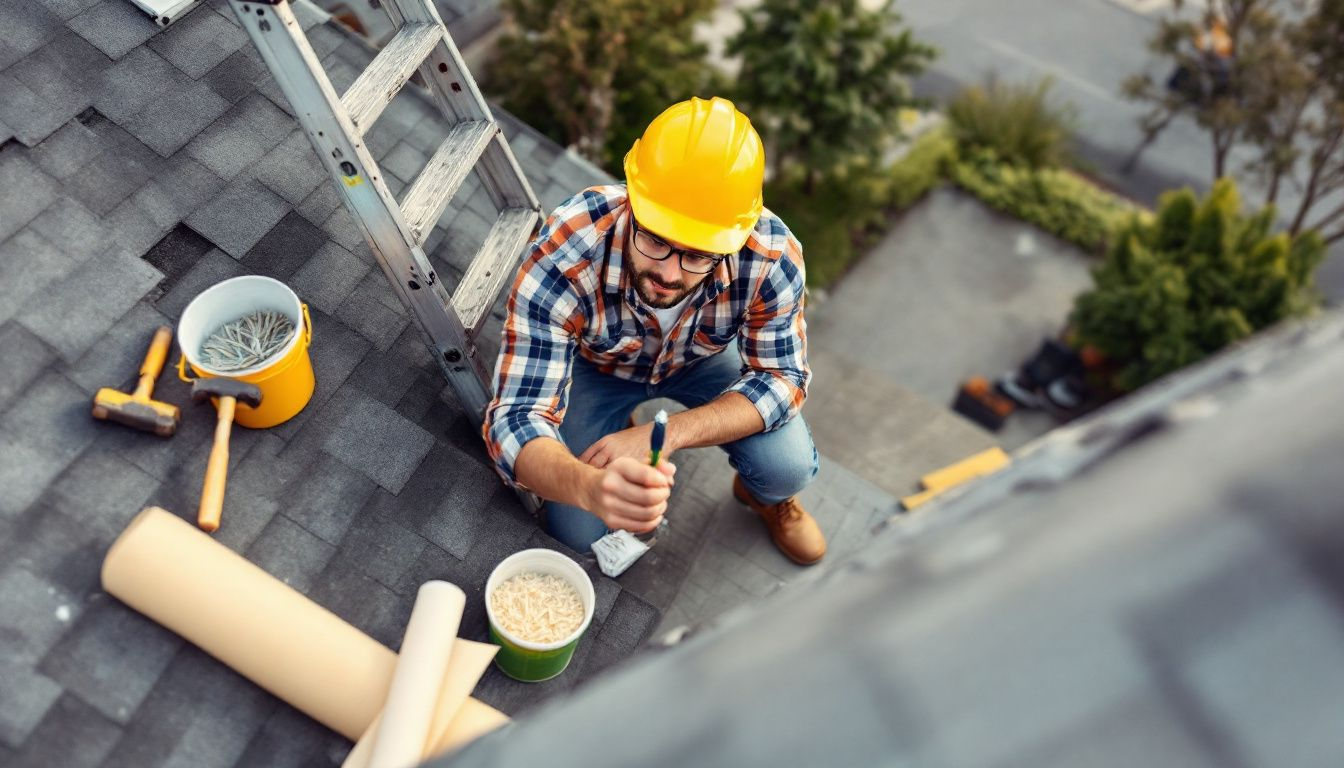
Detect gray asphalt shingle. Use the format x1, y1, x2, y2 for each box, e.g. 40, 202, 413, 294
0, 1, 62, 71
0, 153, 60, 243
147, 5, 248, 79
1, 32, 106, 146
297, 182, 343, 226
46, 449, 158, 539
185, 176, 291, 257
185, 92, 293, 180
152, 247, 243, 320
4, 693, 122, 768
200, 48, 268, 105
99, 646, 275, 768
0, 324, 55, 415
139, 225, 216, 286
323, 393, 435, 494
29, 199, 104, 264
0, 229, 80, 327
0, 662, 63, 748
252, 130, 329, 205
92, 47, 183, 124
289, 241, 369, 314
279, 452, 378, 545
67, 0, 160, 60
230, 703, 347, 768
138, 154, 226, 227
59, 119, 164, 217
245, 514, 338, 592
17, 250, 164, 364
62, 300, 173, 395
38, 599, 184, 725
329, 502, 429, 591
28, 121, 102, 181
121, 77, 231, 156
0, 567, 79, 668
240, 210, 329, 279
335, 274, 411, 351
103, 195, 171, 259
344, 348, 419, 407
34, 0, 102, 20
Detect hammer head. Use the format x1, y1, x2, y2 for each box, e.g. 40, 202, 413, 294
93, 387, 181, 437
191, 378, 263, 408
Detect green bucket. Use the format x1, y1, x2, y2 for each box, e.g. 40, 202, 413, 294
485, 549, 595, 683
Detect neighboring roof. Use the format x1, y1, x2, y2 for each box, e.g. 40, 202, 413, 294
0, 1, 662, 765
439, 309, 1344, 768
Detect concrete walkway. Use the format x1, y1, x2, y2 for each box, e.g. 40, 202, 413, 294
808, 187, 1096, 450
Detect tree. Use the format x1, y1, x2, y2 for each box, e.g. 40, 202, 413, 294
486, 0, 721, 172
1124, 0, 1344, 243
728, 0, 935, 193
1070, 178, 1323, 392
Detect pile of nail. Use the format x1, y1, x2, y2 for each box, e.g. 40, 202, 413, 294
199, 310, 295, 372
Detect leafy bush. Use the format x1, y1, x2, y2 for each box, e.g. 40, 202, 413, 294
947, 78, 1075, 169
884, 124, 957, 209
766, 124, 955, 288
1070, 178, 1324, 392
730, 0, 935, 191
487, 0, 720, 172
950, 149, 1142, 254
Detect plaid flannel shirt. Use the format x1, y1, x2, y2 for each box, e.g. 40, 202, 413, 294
481, 185, 810, 487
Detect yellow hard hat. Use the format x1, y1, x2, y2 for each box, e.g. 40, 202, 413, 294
624, 97, 765, 254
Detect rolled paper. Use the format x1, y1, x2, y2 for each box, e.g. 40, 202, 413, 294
342, 639, 499, 768
367, 582, 466, 768
427, 697, 512, 757
101, 507, 506, 744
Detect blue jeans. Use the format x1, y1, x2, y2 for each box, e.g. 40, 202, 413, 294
545, 350, 819, 552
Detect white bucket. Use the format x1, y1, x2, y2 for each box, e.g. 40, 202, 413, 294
177, 275, 315, 429
178, 275, 304, 378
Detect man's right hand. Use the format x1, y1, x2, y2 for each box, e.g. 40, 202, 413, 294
583, 456, 676, 534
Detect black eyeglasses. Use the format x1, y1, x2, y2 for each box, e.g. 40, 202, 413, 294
630, 218, 729, 274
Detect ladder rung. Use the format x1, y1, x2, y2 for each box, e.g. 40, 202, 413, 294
400, 121, 497, 246
341, 22, 443, 133
453, 208, 540, 336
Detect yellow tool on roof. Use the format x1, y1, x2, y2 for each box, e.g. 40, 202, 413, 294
901, 447, 1011, 511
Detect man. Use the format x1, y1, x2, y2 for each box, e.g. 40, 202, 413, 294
482, 97, 825, 565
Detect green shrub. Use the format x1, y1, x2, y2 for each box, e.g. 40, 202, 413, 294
884, 124, 956, 209
947, 78, 1075, 169
1070, 178, 1324, 392
766, 125, 954, 289
951, 148, 1142, 254
766, 176, 870, 289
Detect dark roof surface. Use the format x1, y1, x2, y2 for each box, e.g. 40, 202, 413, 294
439, 310, 1344, 768
0, 1, 665, 765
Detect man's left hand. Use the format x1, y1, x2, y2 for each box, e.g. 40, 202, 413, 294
579, 423, 667, 469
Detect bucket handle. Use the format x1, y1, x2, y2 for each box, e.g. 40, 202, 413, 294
177, 355, 196, 384
176, 304, 310, 383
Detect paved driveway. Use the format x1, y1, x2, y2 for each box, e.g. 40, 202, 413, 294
808, 188, 1096, 449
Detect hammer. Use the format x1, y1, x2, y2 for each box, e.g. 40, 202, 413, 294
191, 378, 263, 533
92, 326, 181, 437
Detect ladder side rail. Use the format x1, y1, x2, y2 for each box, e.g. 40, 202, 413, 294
380, 0, 541, 213
229, 0, 492, 416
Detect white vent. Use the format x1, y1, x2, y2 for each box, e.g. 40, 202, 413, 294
127, 0, 205, 27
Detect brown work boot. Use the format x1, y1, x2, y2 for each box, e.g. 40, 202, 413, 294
732, 475, 826, 565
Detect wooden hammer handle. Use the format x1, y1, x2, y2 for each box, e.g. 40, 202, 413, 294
197, 396, 237, 533
133, 326, 174, 401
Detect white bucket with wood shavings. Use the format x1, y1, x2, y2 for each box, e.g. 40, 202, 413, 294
176, 275, 314, 429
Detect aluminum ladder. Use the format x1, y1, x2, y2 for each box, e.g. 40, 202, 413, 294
228, 0, 541, 418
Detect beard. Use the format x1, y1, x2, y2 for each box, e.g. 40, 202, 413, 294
632, 269, 694, 308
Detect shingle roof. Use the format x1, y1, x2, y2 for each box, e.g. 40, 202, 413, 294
0, 1, 669, 764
